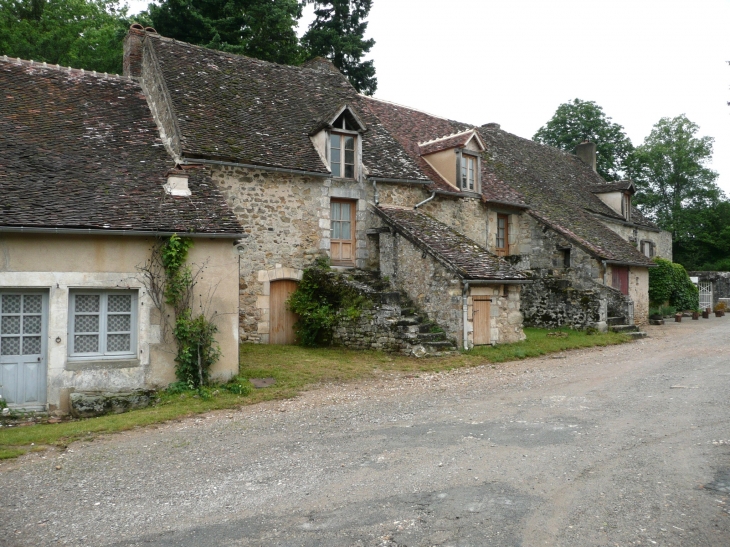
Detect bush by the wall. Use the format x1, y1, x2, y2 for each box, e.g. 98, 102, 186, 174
649, 257, 699, 311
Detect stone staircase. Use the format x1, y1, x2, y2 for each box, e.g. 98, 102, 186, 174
335, 270, 458, 356
607, 316, 647, 340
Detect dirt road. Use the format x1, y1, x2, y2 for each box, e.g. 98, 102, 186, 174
2, 318, 729, 546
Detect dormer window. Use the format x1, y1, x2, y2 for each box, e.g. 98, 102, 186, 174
621, 193, 631, 222
309, 105, 365, 180
459, 152, 478, 191
330, 132, 355, 178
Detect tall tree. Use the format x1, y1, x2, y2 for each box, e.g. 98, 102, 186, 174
533, 99, 634, 181
148, 0, 303, 65
626, 114, 725, 268
301, 0, 377, 95
0, 0, 132, 74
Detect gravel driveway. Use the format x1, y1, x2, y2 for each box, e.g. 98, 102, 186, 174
2, 318, 729, 546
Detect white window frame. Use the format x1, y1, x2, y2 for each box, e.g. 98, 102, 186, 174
329, 130, 358, 179
68, 290, 138, 360
457, 149, 481, 192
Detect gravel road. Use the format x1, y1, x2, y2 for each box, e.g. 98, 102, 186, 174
1, 318, 729, 547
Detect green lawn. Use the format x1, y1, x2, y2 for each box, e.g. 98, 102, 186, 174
0, 327, 629, 460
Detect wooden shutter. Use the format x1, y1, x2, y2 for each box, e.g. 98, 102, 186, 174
472, 297, 491, 345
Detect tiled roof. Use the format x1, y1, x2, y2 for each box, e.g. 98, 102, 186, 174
362, 97, 528, 205
589, 180, 635, 193
145, 37, 429, 181
0, 58, 242, 234
475, 127, 657, 265
418, 129, 481, 156
375, 205, 529, 281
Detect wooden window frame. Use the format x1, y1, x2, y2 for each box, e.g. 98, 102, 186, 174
330, 199, 357, 266
68, 290, 137, 360
495, 214, 509, 256
640, 240, 655, 258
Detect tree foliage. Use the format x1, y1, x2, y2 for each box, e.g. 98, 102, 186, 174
0, 0, 134, 74
148, 0, 303, 65
533, 99, 634, 181
626, 114, 727, 269
648, 257, 699, 311
301, 0, 377, 95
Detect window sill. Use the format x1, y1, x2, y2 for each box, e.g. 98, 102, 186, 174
66, 358, 140, 371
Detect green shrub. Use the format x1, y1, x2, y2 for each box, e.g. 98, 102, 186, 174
649, 257, 699, 311
286, 258, 369, 347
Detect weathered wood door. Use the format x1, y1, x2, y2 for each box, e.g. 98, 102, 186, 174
612, 266, 629, 296
0, 292, 48, 410
269, 280, 298, 345
472, 297, 491, 345
330, 199, 355, 265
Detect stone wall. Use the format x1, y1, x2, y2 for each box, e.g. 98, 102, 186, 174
600, 219, 673, 261
521, 272, 607, 330
688, 271, 730, 307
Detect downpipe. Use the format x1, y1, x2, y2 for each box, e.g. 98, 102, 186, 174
414, 191, 436, 209
372, 179, 379, 205
463, 282, 470, 350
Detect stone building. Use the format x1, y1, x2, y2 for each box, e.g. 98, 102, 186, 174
0, 56, 243, 412
121, 26, 668, 347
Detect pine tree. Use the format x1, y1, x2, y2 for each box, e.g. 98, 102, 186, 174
301, 0, 377, 95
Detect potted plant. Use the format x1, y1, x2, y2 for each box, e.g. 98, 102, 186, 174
692, 309, 700, 320
714, 302, 726, 317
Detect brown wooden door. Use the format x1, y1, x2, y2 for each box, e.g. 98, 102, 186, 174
612, 266, 629, 295
472, 297, 491, 345
270, 280, 298, 345
330, 199, 355, 265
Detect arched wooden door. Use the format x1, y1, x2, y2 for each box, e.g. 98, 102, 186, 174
269, 280, 299, 344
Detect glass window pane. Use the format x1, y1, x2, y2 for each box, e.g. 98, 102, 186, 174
23, 295, 42, 314
330, 133, 341, 150
344, 164, 354, 178
74, 334, 99, 353
1, 295, 21, 314
23, 315, 41, 335
340, 203, 350, 221
22, 336, 41, 355
1, 337, 20, 356
1, 316, 20, 335
344, 136, 354, 151
75, 315, 99, 334
107, 315, 131, 332
331, 202, 340, 220
331, 162, 341, 177
341, 221, 351, 240
107, 334, 131, 353
332, 220, 340, 239
108, 295, 131, 313
75, 295, 99, 313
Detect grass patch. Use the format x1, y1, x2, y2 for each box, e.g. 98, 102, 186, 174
0, 327, 629, 459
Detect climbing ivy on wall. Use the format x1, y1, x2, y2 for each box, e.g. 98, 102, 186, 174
139, 235, 221, 388
648, 257, 699, 311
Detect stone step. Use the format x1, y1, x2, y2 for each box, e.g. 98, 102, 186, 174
424, 340, 457, 350
607, 316, 626, 326
628, 331, 648, 339
400, 307, 417, 317
610, 324, 639, 333
377, 292, 402, 305
395, 317, 419, 327
416, 332, 449, 342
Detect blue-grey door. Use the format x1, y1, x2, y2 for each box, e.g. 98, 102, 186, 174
0, 292, 48, 410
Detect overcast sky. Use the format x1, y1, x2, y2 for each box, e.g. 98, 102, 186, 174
128, 0, 730, 194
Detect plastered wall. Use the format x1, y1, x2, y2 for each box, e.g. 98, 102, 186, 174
0, 233, 239, 410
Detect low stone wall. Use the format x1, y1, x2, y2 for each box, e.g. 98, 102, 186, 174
521, 273, 606, 330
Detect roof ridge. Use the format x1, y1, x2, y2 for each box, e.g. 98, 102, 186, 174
418, 128, 476, 147
363, 95, 460, 124
0, 55, 133, 82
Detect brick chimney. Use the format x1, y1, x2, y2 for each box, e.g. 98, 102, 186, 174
575, 141, 597, 172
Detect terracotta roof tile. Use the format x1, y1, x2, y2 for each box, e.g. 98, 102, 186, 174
375, 205, 528, 281
0, 58, 242, 234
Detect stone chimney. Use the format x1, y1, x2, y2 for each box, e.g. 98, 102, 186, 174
123, 24, 146, 77
575, 141, 597, 172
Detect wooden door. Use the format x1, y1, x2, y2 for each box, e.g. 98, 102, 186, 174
330, 199, 355, 265
472, 297, 491, 345
0, 292, 48, 410
612, 266, 629, 296
269, 280, 298, 345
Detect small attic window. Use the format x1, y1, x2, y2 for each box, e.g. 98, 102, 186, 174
333, 111, 360, 131
621, 193, 631, 221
